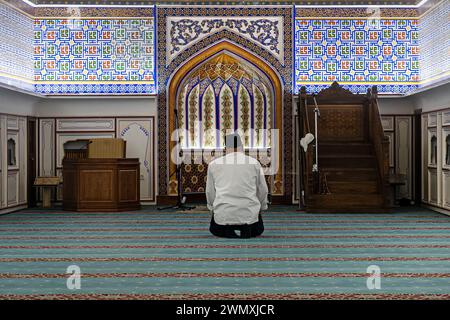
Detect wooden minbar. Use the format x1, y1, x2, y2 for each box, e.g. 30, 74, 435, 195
62, 138, 140, 212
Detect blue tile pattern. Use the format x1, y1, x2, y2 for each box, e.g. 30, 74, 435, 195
33, 18, 156, 94
294, 18, 420, 94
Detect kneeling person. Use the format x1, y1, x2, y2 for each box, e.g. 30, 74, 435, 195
206, 133, 268, 238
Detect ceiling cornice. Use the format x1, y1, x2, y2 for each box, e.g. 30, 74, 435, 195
20, 0, 427, 8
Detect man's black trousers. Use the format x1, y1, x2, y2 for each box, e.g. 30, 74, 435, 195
209, 214, 264, 238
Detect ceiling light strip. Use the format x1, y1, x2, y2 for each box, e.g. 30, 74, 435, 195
20, 0, 428, 9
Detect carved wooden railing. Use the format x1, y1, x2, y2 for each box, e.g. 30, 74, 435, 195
367, 86, 390, 206
298, 86, 315, 200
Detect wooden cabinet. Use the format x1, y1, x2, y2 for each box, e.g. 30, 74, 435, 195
62, 158, 140, 212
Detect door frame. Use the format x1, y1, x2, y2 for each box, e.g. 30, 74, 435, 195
27, 117, 37, 207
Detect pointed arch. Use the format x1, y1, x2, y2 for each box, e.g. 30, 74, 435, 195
187, 84, 200, 148
167, 40, 284, 195
202, 85, 216, 148
219, 83, 234, 146
237, 83, 251, 148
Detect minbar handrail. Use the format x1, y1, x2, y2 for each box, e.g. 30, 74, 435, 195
367, 86, 390, 207
312, 96, 320, 173
298, 86, 316, 203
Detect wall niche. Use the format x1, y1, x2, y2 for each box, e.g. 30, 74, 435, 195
445, 134, 450, 166
430, 135, 437, 166
7, 138, 17, 167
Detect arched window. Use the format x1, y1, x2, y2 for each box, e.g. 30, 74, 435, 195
430, 135, 437, 165
7, 138, 16, 166
176, 53, 273, 149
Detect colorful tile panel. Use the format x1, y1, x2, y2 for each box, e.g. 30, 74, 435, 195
33, 18, 156, 94
294, 18, 420, 94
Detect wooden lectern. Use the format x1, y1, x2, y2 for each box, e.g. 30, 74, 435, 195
62, 138, 140, 212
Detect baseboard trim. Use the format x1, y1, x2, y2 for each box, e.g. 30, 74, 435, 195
422, 204, 450, 216
0, 204, 28, 215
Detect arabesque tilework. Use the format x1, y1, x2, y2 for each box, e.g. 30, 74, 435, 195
0, 1, 449, 96
33, 18, 156, 94
294, 18, 420, 94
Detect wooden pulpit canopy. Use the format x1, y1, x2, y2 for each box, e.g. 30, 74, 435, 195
63, 138, 126, 159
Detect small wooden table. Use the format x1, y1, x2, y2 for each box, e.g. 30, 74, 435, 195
34, 177, 61, 208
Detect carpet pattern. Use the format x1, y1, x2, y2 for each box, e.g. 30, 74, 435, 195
0, 206, 449, 300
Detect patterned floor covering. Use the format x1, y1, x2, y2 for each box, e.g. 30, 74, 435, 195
0, 205, 449, 300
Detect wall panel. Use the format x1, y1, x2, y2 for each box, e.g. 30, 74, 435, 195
395, 116, 412, 199
385, 131, 395, 169
382, 115, 414, 202
7, 171, 18, 206
422, 108, 450, 214
39, 119, 55, 176
0, 115, 5, 208
18, 118, 27, 204
422, 114, 428, 202
429, 168, 437, 204
0, 114, 28, 211
56, 118, 115, 132
443, 171, 450, 209
117, 118, 155, 202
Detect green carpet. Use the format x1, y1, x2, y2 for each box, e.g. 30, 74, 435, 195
0, 206, 449, 300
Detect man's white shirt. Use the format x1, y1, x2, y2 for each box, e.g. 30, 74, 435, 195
206, 152, 268, 225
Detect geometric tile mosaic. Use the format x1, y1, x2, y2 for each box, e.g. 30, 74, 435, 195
33, 18, 156, 94
299, 83, 419, 95
1, 1, 448, 96
294, 18, 420, 94
33, 83, 155, 95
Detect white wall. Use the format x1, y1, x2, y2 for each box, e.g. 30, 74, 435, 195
378, 96, 415, 115
0, 86, 39, 116
377, 81, 450, 115
411, 82, 450, 113
34, 96, 157, 118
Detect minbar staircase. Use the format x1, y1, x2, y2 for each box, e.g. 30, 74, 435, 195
298, 82, 390, 213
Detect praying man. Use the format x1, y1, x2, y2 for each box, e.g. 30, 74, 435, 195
206, 133, 268, 238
